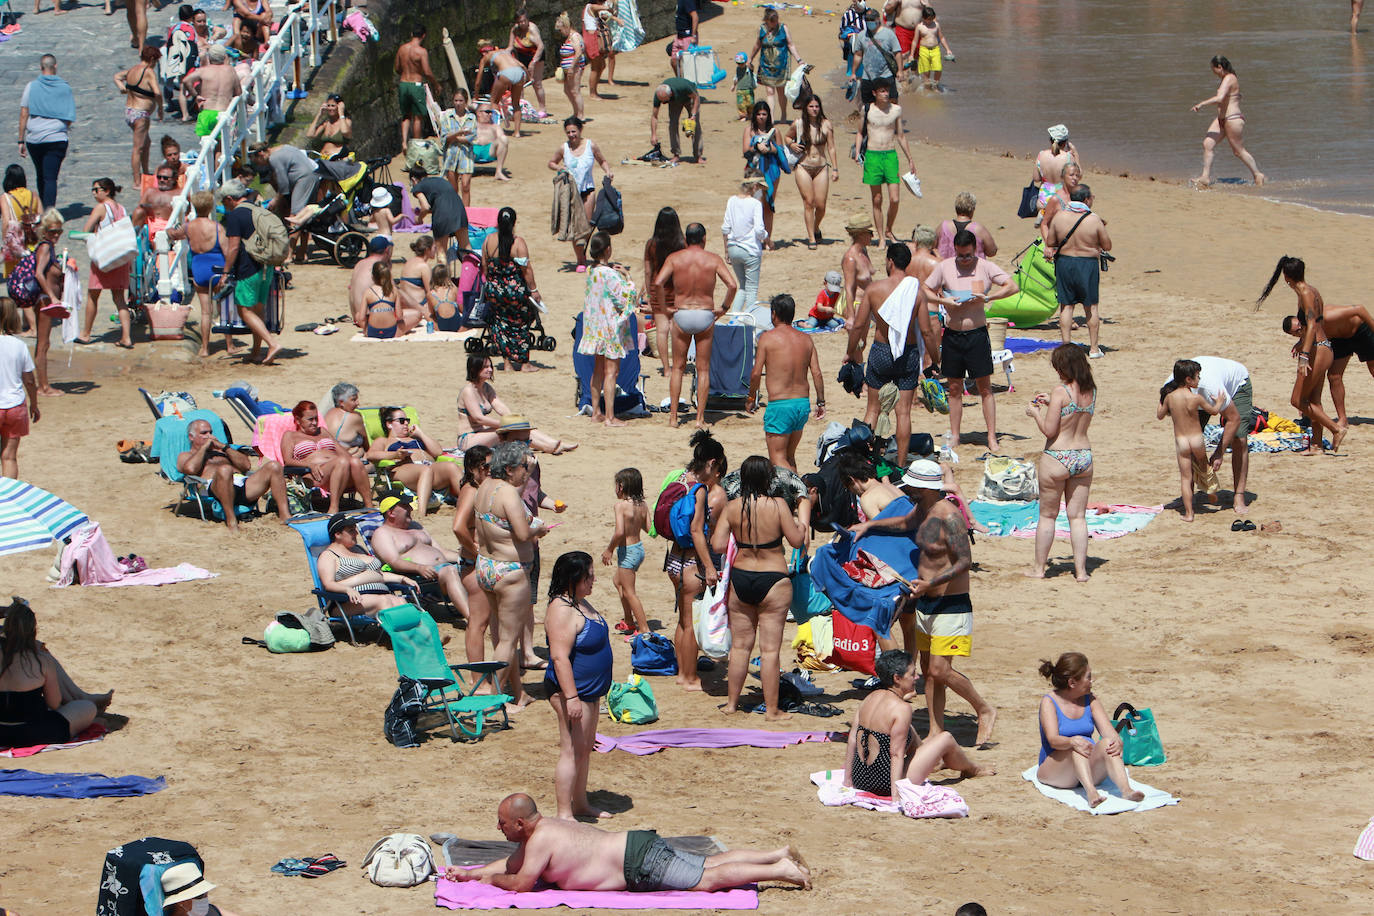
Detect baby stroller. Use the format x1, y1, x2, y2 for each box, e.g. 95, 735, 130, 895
211, 267, 286, 336
349, 156, 402, 228
464, 298, 557, 355
289, 192, 368, 267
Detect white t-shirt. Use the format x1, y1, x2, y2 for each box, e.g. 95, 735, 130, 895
1162, 356, 1248, 409
721, 195, 767, 257
0, 336, 36, 409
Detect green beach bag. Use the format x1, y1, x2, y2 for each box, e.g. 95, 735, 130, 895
607, 675, 659, 725
1112, 702, 1166, 766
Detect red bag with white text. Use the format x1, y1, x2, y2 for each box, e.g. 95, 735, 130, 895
827, 609, 877, 675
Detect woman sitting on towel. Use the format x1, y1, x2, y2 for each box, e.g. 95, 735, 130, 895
1036, 652, 1144, 808
843, 649, 991, 797
322, 381, 368, 460
457, 354, 577, 454
0, 599, 109, 749
366, 406, 465, 516
711, 456, 809, 720
315, 513, 410, 617
280, 400, 373, 515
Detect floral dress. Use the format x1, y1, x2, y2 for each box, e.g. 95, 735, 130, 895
577, 264, 637, 359
485, 255, 536, 366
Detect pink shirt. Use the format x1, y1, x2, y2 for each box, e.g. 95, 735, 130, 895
924, 256, 1009, 297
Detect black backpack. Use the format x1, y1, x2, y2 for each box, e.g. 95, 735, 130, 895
383, 676, 426, 748
590, 176, 624, 235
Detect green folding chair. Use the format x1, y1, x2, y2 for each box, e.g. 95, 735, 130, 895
377, 604, 511, 742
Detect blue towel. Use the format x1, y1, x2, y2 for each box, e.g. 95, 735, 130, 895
969, 500, 1039, 537
150, 409, 233, 483
808, 497, 919, 633
1005, 337, 1060, 354
25, 75, 76, 122
0, 768, 165, 798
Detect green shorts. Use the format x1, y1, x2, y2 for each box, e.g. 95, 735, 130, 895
862, 148, 900, 185
195, 108, 221, 138
234, 268, 270, 310
397, 81, 427, 118
763, 397, 810, 435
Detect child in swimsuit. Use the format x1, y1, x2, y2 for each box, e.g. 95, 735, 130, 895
429, 263, 463, 332
601, 468, 650, 638
1157, 359, 1227, 522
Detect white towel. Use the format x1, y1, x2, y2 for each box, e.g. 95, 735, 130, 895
810, 770, 968, 819
1020, 765, 1179, 815
876, 276, 924, 361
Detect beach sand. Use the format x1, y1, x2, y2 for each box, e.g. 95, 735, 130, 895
6, 5, 1374, 913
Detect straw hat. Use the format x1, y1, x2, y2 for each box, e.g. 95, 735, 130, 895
845, 213, 875, 235
160, 862, 215, 907
497, 415, 532, 433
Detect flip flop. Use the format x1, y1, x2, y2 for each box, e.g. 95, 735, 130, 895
301, 854, 346, 877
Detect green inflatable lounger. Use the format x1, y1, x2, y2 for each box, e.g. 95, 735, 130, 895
986, 238, 1059, 325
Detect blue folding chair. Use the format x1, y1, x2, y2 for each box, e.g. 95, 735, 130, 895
149, 410, 256, 522
219, 385, 287, 433
570, 313, 649, 417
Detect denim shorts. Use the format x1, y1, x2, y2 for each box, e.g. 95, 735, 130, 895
617, 542, 645, 571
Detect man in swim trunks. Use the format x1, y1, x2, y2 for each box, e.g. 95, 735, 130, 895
471, 100, 512, 183
860, 83, 914, 244
217, 179, 282, 364
655, 223, 738, 429
370, 493, 469, 617
851, 458, 996, 747
671, 0, 701, 76
883, 0, 925, 72
183, 45, 240, 141
1044, 184, 1111, 358
1283, 304, 1374, 428
446, 793, 811, 893
132, 165, 177, 237
924, 231, 1018, 452
176, 419, 289, 532
747, 294, 826, 472
394, 25, 438, 147
914, 5, 954, 91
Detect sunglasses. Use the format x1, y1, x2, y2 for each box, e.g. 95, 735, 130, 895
387, 416, 409, 424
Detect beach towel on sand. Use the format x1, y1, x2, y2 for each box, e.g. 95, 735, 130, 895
0, 767, 165, 798
436, 877, 759, 910
970, 501, 1161, 540
595, 728, 834, 755
1355, 817, 1374, 860
0, 721, 105, 757
811, 770, 968, 819
1021, 766, 1178, 815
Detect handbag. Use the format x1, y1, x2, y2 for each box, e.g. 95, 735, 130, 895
630, 631, 678, 675
788, 548, 832, 623
1017, 181, 1039, 219
692, 579, 731, 659
606, 674, 659, 724
827, 609, 877, 675
87, 206, 137, 271
978, 455, 1038, 502
1112, 702, 1166, 766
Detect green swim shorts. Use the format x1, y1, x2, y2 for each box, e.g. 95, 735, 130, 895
234, 268, 271, 310
195, 108, 221, 138
763, 397, 811, 435
862, 148, 899, 186
397, 81, 427, 118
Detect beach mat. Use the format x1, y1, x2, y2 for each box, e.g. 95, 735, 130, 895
0, 767, 165, 798
430, 833, 724, 867
1021, 765, 1179, 815
1005, 336, 1060, 354
594, 728, 835, 756
970, 501, 1162, 540
436, 876, 758, 910
0, 722, 106, 758
351, 329, 480, 344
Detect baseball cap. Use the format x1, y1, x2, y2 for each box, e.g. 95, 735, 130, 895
379, 494, 413, 514
823, 270, 843, 293
326, 512, 357, 537
735, 52, 748, 64
367, 236, 393, 254
900, 458, 944, 490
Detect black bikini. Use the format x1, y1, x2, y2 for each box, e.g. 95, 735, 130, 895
730, 568, 790, 605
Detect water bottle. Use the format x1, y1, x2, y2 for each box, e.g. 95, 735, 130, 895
939, 432, 953, 463
426, 319, 435, 334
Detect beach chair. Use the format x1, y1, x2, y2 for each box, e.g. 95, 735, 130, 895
218, 385, 288, 432
571, 313, 649, 417
148, 410, 257, 522
287, 514, 419, 645
349, 505, 460, 620
692, 320, 755, 412
377, 604, 511, 742
357, 406, 456, 508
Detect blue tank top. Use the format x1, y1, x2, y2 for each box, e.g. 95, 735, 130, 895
544, 602, 613, 700
1038, 693, 1096, 764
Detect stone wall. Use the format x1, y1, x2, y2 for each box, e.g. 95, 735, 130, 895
284, 0, 681, 160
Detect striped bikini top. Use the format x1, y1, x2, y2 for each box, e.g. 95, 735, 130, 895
292, 437, 338, 459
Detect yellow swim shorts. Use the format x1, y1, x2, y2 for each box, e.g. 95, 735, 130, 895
913, 592, 972, 657
917, 45, 942, 74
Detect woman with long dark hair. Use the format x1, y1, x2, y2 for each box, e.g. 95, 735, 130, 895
480, 207, 544, 371
665, 431, 729, 691
1190, 55, 1265, 188
0, 600, 105, 748
711, 455, 808, 719
789, 95, 837, 248
642, 206, 684, 376
1025, 345, 1096, 581
742, 101, 784, 248
457, 353, 577, 453
1257, 255, 1344, 453
453, 445, 494, 665
544, 550, 614, 818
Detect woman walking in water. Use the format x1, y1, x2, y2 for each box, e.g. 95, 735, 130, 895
1190, 55, 1265, 188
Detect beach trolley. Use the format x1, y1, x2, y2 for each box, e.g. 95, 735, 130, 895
680, 45, 728, 89
211, 267, 286, 337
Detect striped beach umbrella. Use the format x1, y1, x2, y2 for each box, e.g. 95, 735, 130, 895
0, 478, 90, 557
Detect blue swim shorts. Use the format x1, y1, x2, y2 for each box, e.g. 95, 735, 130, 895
763, 397, 811, 435
617, 542, 646, 571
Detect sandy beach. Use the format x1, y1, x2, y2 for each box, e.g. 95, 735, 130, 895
6, 4, 1374, 913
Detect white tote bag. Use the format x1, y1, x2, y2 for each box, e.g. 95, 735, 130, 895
693, 580, 731, 659
86, 204, 137, 271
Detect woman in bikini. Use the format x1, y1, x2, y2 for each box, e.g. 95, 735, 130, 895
710, 456, 809, 720
475, 40, 527, 137
1032, 124, 1081, 220
843, 649, 991, 797
322, 382, 368, 460
80, 178, 133, 349
452, 446, 493, 667
397, 235, 434, 332
475, 441, 549, 709
306, 94, 352, 159
840, 213, 874, 330
1190, 55, 1265, 188
1026, 344, 1096, 582
664, 431, 728, 692
1036, 652, 1144, 808
1257, 256, 1345, 454
315, 514, 409, 618
508, 10, 549, 117
554, 13, 586, 121
789, 95, 837, 249
642, 207, 685, 377
114, 46, 163, 184
280, 400, 372, 515
367, 407, 465, 516
457, 354, 576, 454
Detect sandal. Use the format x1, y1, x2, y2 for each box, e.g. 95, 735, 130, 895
301, 854, 346, 878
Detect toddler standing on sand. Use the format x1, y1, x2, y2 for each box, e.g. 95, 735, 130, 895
1157, 358, 1226, 521
601, 468, 650, 637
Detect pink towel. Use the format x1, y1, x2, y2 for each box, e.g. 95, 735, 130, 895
54, 522, 125, 585
435, 878, 758, 910
253, 412, 297, 465
85, 563, 216, 587
1356, 818, 1374, 860
595, 728, 834, 756
0, 722, 106, 758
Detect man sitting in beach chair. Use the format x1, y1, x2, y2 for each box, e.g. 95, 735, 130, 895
369, 494, 470, 621
471, 99, 511, 178
177, 418, 291, 532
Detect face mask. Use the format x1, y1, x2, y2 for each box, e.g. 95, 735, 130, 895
865, 20, 878, 34
189, 899, 211, 916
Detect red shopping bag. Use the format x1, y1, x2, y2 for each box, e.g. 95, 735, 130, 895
827, 610, 877, 675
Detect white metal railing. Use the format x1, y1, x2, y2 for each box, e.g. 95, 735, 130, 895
157, 0, 341, 298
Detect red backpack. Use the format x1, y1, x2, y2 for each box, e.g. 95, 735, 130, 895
653, 480, 688, 542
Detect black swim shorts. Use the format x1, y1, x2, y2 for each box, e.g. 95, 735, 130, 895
1332, 323, 1374, 362
1054, 254, 1100, 307
865, 340, 922, 391
941, 326, 994, 380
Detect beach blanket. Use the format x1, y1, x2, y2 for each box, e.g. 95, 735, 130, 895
969, 501, 1162, 540
1355, 817, 1374, 860
793, 321, 845, 335
1020, 766, 1178, 815
808, 498, 917, 634
436, 877, 758, 910
431, 834, 723, 868
810, 770, 968, 819
594, 728, 834, 756
0, 767, 165, 798
80, 563, 216, 588
0, 722, 106, 758
350, 328, 480, 344
1204, 423, 1315, 453
1005, 336, 1059, 354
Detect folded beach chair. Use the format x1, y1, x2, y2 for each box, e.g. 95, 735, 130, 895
694, 321, 755, 411
377, 604, 511, 741
287, 514, 419, 645
571, 313, 649, 418
219, 385, 287, 432
148, 410, 258, 522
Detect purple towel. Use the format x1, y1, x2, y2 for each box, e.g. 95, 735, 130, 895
436, 877, 759, 910
595, 728, 834, 756
0, 768, 165, 798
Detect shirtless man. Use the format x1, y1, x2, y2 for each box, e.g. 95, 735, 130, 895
350, 236, 394, 328
906, 224, 940, 284
176, 419, 289, 532
861, 84, 915, 244
183, 45, 241, 141
1283, 304, 1374, 428
746, 294, 826, 472
446, 794, 810, 893
132, 165, 177, 236
914, 5, 954, 91
845, 243, 939, 469
395, 26, 438, 147
369, 494, 469, 617
883, 0, 926, 73
852, 458, 996, 747
472, 100, 512, 182
838, 453, 905, 522
654, 222, 738, 429
1044, 184, 1111, 357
